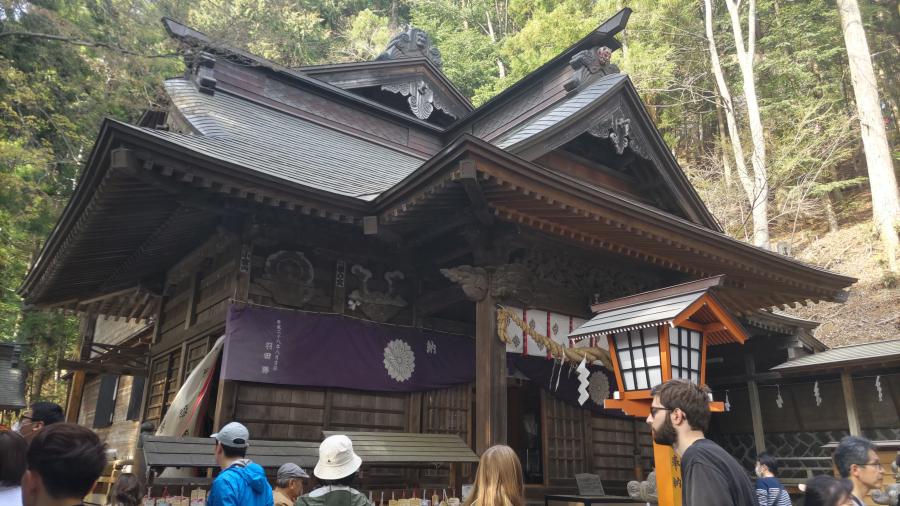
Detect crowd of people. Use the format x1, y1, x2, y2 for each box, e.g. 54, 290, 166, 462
0, 379, 892, 506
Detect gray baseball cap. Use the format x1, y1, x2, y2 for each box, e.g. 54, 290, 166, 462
277, 463, 309, 480
210, 421, 250, 448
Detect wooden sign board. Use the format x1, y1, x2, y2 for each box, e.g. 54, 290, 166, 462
575, 473, 606, 496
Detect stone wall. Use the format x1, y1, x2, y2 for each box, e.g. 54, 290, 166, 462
711, 428, 900, 479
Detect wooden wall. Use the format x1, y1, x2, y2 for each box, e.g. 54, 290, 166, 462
590, 415, 652, 485
230, 382, 473, 489
537, 391, 650, 494
144, 334, 215, 429
79, 374, 141, 460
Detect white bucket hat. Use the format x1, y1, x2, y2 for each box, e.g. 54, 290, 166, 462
314, 435, 362, 480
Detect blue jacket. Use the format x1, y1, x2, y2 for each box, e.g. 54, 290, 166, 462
208, 460, 274, 506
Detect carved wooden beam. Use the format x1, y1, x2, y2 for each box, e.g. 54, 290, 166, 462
457, 160, 494, 226
417, 285, 468, 315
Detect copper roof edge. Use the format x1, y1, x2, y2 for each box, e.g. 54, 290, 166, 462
589, 276, 725, 314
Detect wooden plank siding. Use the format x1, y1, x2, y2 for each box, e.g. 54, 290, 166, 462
78, 374, 141, 460
590, 415, 652, 484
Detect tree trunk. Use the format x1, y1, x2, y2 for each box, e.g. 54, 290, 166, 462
703, 0, 764, 244
837, 0, 900, 272
725, 0, 770, 249
716, 101, 733, 187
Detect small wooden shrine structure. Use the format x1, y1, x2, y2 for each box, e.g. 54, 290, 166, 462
20, 7, 855, 500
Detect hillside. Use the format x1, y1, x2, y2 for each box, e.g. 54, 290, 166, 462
783, 220, 899, 348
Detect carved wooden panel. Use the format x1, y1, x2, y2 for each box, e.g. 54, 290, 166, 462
542, 391, 589, 486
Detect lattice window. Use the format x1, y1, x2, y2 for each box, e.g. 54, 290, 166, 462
543, 391, 588, 485
669, 327, 702, 384
613, 329, 662, 391
143, 348, 182, 428
183, 337, 211, 379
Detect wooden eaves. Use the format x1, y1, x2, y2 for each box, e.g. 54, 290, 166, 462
373, 134, 856, 313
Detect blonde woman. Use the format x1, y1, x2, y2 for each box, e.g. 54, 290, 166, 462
463, 445, 525, 506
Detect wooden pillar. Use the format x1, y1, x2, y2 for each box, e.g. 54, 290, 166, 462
653, 442, 682, 506
475, 292, 506, 454
744, 354, 766, 455
841, 370, 861, 436
214, 221, 252, 431
65, 370, 86, 423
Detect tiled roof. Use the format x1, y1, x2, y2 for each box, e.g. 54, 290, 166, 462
494, 73, 627, 149
146, 79, 425, 200
771, 339, 900, 371
570, 290, 705, 340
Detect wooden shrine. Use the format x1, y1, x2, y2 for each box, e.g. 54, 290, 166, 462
20, 7, 855, 501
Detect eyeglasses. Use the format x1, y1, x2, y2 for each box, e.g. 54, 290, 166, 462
858, 462, 884, 469
19, 416, 32, 423
649, 407, 672, 417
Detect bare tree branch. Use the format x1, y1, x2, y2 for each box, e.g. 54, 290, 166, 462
0, 30, 179, 58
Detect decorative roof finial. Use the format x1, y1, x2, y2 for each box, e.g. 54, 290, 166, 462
376, 26, 442, 68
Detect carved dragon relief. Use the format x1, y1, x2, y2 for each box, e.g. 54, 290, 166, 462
381, 80, 461, 120
585, 96, 652, 161
564, 46, 619, 92
440, 248, 659, 309
376, 26, 443, 68
347, 265, 408, 322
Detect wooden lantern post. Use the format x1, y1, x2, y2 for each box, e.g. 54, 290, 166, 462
572, 279, 748, 506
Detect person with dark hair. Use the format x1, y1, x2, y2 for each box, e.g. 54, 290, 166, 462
208, 422, 272, 506
109, 473, 144, 506
833, 436, 884, 505
16, 402, 65, 443
20, 423, 107, 506
755, 452, 791, 506
273, 463, 308, 506
297, 435, 371, 506
0, 428, 28, 504
645, 379, 755, 506
803, 475, 854, 506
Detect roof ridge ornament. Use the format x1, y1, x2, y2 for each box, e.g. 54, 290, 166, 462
376, 26, 443, 69
564, 46, 619, 92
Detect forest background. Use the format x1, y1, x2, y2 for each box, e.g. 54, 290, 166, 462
1, 0, 898, 405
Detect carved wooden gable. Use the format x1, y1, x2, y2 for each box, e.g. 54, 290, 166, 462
300, 28, 472, 127
494, 75, 720, 229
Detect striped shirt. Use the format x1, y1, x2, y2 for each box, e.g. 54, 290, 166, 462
755, 477, 791, 506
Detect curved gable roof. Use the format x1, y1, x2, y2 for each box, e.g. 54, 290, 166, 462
492, 74, 720, 230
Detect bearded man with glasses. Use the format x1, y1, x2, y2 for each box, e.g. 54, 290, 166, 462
646, 379, 756, 506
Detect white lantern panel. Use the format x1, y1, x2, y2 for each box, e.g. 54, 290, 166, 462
690, 331, 702, 350
691, 350, 701, 369
649, 367, 662, 387
636, 372, 649, 390
618, 349, 632, 369
624, 373, 635, 390
645, 344, 661, 367
633, 348, 646, 368
643, 329, 659, 346
615, 332, 628, 348
682, 349, 689, 369
670, 346, 680, 366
